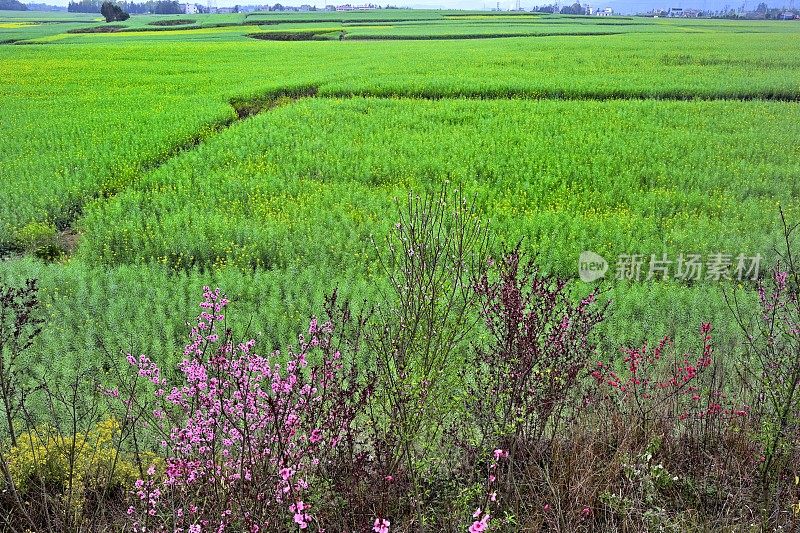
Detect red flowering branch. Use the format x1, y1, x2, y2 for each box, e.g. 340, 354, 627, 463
591, 323, 747, 427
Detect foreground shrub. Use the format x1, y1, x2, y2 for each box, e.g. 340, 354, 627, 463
462, 248, 607, 530
362, 188, 489, 527
470, 247, 606, 453
5, 418, 138, 504
590, 323, 747, 429
0, 278, 43, 444
727, 213, 800, 520
1, 418, 141, 531
117, 287, 370, 532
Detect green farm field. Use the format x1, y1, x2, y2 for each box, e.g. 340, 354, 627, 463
3, 7, 800, 531
1, 9, 799, 369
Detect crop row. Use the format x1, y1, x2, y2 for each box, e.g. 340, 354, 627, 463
0, 255, 753, 372
2, 30, 800, 253
76, 97, 800, 277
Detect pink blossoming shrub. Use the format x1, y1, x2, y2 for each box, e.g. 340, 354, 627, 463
734, 258, 800, 490
119, 288, 370, 532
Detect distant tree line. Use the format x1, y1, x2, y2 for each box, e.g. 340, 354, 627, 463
640, 1, 799, 18
746, 2, 798, 18
68, 0, 102, 12
559, 2, 585, 14
68, 0, 183, 14
531, 3, 587, 14
26, 2, 67, 9
101, 0, 129, 20
0, 0, 27, 10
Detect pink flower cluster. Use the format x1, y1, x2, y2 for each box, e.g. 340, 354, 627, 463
372, 518, 390, 533
122, 288, 366, 532
468, 449, 508, 533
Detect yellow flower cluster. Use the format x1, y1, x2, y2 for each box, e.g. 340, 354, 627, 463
5, 418, 140, 513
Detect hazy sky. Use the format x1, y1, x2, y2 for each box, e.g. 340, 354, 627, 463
38, 0, 793, 17
401, 0, 783, 11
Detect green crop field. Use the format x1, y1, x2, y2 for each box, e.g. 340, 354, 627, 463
2, 7, 800, 531
1, 9, 800, 367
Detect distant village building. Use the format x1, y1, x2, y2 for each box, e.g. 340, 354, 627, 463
780, 11, 797, 19
582, 5, 612, 15
336, 3, 378, 10
667, 7, 702, 17
182, 2, 199, 13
